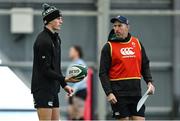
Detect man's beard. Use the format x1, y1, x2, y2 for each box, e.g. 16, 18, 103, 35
116, 33, 127, 39
116, 33, 123, 38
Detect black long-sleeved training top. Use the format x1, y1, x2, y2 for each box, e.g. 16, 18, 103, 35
99, 30, 153, 96
31, 27, 67, 94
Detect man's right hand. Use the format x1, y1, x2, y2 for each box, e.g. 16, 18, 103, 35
65, 77, 79, 83
64, 85, 74, 97
107, 93, 117, 104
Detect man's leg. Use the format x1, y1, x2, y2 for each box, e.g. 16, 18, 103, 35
111, 96, 131, 121
67, 96, 76, 119
131, 116, 145, 120
67, 104, 77, 119
33, 91, 57, 121
128, 96, 145, 120
73, 96, 85, 119
37, 108, 52, 120
51, 93, 60, 120
51, 108, 60, 121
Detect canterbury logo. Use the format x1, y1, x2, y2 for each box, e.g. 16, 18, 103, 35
120, 47, 135, 55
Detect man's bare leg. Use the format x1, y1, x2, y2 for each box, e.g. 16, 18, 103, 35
73, 96, 85, 119
37, 108, 52, 121
131, 116, 145, 120
51, 107, 60, 121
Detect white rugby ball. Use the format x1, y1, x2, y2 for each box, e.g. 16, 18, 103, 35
67, 64, 87, 81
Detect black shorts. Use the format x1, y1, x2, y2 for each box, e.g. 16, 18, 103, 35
74, 88, 87, 100
111, 96, 145, 119
33, 90, 59, 108
68, 96, 73, 105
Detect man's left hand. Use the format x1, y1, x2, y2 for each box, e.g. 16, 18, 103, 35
147, 82, 155, 95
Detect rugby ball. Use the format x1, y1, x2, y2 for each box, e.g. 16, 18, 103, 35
67, 64, 87, 81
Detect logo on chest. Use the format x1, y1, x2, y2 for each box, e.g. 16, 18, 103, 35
120, 47, 136, 58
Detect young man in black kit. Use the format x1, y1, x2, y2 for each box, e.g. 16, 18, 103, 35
31, 3, 76, 121
99, 16, 155, 120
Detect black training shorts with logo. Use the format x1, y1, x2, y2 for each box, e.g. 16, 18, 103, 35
111, 96, 145, 119
33, 90, 59, 108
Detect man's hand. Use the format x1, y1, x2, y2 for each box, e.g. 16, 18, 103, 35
107, 93, 117, 104
147, 82, 155, 95
65, 77, 80, 83
64, 85, 74, 97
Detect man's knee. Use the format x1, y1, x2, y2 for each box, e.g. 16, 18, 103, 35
131, 116, 145, 120
51, 108, 60, 120
37, 108, 52, 120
